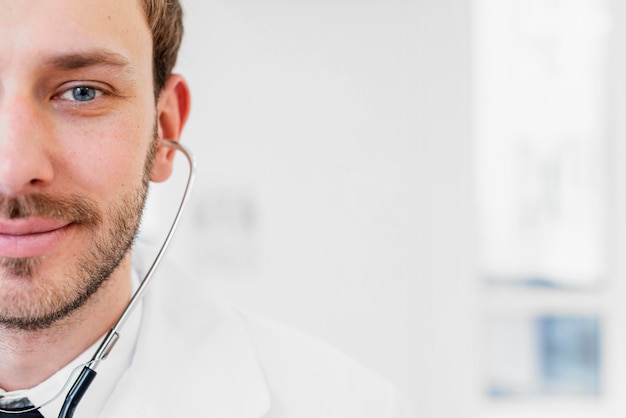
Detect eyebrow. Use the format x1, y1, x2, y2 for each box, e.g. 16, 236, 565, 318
43, 49, 137, 79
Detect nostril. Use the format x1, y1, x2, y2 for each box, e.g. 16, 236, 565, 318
0, 158, 54, 195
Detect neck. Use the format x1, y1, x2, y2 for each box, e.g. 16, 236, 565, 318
0, 258, 132, 391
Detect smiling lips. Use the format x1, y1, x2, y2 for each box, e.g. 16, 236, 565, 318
0, 218, 73, 258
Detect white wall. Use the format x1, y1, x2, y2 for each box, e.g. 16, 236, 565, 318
144, 1, 475, 416
140, 1, 626, 417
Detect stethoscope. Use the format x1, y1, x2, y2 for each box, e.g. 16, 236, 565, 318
0, 139, 196, 417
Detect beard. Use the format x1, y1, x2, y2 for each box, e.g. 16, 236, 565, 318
0, 135, 158, 331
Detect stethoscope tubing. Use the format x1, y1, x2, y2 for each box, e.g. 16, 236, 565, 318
58, 139, 196, 418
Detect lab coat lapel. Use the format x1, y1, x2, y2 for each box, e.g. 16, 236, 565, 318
98, 371, 148, 418
103, 261, 271, 418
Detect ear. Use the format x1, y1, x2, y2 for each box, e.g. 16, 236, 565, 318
151, 74, 191, 182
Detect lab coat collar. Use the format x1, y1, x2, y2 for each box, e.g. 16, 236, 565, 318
100, 261, 271, 418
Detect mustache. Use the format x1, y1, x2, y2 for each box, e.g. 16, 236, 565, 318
0, 194, 101, 227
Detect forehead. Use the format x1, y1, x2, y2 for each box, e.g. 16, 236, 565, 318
0, 0, 151, 76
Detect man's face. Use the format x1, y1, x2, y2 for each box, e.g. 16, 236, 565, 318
0, 0, 157, 330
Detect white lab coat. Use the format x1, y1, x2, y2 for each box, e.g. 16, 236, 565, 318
95, 260, 410, 418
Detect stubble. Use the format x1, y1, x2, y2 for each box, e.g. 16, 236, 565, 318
0, 132, 158, 331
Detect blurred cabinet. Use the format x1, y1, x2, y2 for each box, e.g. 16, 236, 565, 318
473, 0, 616, 416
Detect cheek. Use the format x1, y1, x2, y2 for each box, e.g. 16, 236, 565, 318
53, 112, 154, 197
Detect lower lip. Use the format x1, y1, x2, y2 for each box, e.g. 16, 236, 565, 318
0, 225, 73, 258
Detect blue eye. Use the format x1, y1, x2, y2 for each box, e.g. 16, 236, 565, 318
58, 86, 103, 102
71, 87, 97, 101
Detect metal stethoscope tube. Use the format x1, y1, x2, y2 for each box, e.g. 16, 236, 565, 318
58, 139, 196, 418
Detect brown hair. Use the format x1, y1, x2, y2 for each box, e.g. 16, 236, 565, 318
140, 0, 184, 97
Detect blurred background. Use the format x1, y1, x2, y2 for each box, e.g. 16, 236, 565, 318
142, 0, 626, 416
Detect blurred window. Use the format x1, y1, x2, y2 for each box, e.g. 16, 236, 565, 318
487, 314, 601, 397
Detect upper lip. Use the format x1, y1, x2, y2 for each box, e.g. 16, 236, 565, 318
0, 218, 72, 236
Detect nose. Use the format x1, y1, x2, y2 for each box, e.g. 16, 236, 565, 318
0, 93, 54, 195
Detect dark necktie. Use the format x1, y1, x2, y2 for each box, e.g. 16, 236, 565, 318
0, 398, 45, 418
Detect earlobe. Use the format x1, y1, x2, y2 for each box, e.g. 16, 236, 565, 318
151, 74, 191, 183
